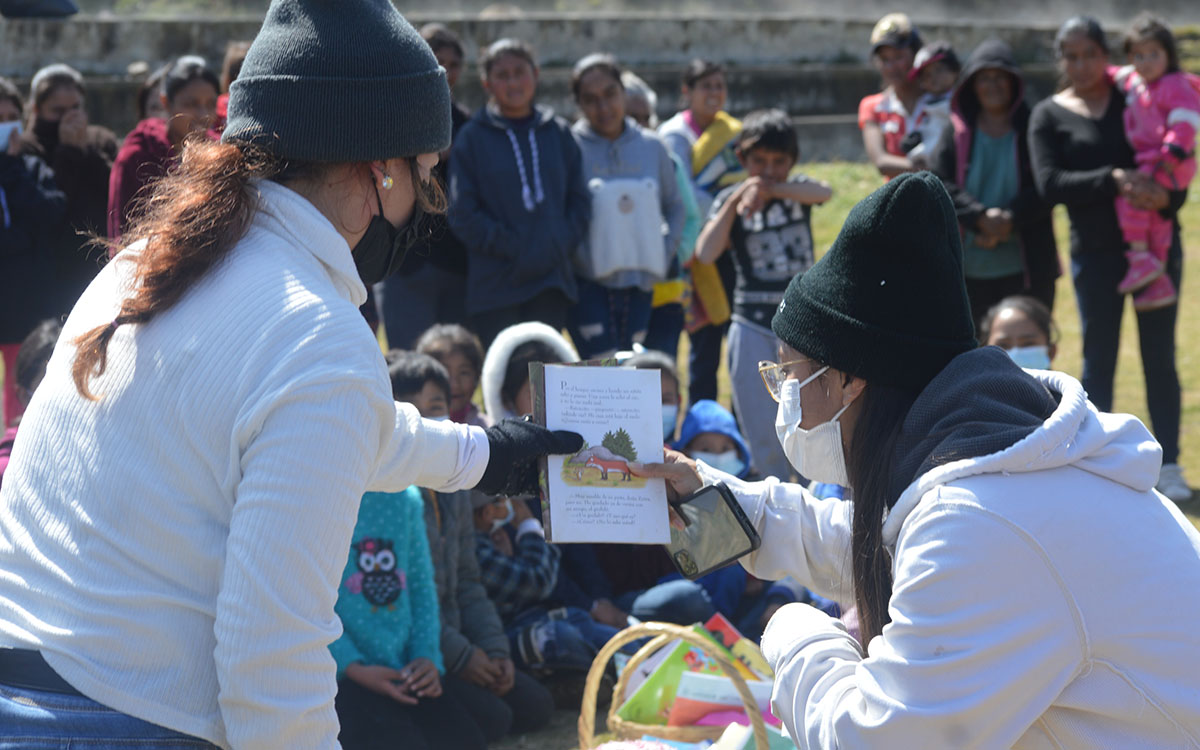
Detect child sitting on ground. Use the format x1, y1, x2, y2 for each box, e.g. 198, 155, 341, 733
902, 40, 961, 166
390, 349, 555, 742
474, 493, 625, 675
625, 349, 683, 442
694, 109, 831, 483
331, 351, 477, 750
415, 323, 489, 427
978, 295, 1058, 370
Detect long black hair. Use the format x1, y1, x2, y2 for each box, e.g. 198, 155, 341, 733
843, 380, 920, 643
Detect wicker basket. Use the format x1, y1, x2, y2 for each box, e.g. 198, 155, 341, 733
577, 621, 771, 750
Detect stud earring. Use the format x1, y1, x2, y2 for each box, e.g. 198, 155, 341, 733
381, 173, 394, 190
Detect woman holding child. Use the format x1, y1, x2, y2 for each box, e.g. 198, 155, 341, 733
637, 172, 1200, 747
1028, 15, 1189, 500
0, 1, 579, 746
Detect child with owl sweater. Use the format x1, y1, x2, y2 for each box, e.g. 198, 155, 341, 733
330, 486, 485, 750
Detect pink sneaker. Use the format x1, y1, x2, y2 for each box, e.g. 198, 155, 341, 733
1117, 249, 1164, 294
1133, 274, 1177, 312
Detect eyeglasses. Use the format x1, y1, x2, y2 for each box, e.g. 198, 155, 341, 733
758, 358, 816, 402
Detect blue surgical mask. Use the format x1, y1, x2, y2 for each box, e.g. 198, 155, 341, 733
1006, 345, 1051, 371
662, 404, 679, 440
691, 450, 746, 477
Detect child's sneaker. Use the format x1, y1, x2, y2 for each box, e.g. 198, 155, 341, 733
1117, 249, 1164, 294
1133, 274, 1177, 312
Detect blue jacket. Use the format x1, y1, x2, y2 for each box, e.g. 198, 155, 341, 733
448, 104, 590, 315
672, 399, 752, 479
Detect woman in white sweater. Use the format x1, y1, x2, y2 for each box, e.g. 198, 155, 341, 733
637, 173, 1200, 748
0, 1, 579, 748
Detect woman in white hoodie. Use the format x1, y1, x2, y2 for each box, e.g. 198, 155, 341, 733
636, 172, 1200, 748
0, 2, 579, 748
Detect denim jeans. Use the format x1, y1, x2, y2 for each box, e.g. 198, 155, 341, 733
506, 606, 621, 672
566, 278, 653, 359
0, 682, 216, 749
1071, 225, 1182, 463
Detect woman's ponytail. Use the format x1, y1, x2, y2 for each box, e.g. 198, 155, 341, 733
72, 137, 287, 399
844, 381, 919, 644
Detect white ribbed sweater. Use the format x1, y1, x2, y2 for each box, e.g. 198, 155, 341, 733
0, 181, 488, 749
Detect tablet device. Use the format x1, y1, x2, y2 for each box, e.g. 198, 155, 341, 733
664, 481, 761, 580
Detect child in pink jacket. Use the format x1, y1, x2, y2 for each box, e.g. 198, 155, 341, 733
1111, 15, 1200, 311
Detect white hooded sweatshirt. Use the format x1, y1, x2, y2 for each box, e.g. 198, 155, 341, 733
699, 353, 1200, 748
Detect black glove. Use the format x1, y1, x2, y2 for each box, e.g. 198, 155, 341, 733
475, 418, 584, 497
899, 130, 922, 155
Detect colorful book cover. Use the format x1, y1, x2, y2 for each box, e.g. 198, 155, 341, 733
666, 670, 776, 728
616, 626, 742, 725
703, 613, 773, 680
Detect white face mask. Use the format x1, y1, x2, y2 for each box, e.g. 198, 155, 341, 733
1005, 345, 1051, 371
490, 499, 514, 533
774, 367, 853, 486
662, 404, 680, 441
690, 449, 745, 477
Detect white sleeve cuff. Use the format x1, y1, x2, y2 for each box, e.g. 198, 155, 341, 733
515, 518, 544, 539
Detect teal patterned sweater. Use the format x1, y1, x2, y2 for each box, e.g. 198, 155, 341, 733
329, 487, 443, 679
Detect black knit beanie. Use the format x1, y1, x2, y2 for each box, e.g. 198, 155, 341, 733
222, 0, 451, 162
771, 172, 976, 391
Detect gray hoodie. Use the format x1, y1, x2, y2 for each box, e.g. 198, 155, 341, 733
570, 117, 686, 290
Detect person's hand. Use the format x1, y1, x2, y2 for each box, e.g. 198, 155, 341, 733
631, 449, 703, 529
983, 207, 1013, 240
489, 657, 515, 696
590, 598, 629, 629
490, 527, 514, 556
974, 232, 999, 249
398, 657, 442, 699
736, 177, 771, 217
460, 647, 502, 689
344, 662, 418, 705
58, 109, 88, 149
1112, 167, 1135, 193
510, 496, 534, 524
475, 419, 584, 496
1129, 180, 1169, 211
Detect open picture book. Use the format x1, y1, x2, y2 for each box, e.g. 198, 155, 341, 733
530, 361, 670, 544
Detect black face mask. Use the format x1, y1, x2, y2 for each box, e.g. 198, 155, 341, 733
351, 183, 422, 287
33, 118, 60, 154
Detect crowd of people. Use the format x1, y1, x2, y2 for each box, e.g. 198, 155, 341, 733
0, 2, 1198, 748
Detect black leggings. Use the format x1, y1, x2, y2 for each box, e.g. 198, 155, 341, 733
335, 678, 486, 750
1070, 226, 1182, 463
442, 670, 555, 741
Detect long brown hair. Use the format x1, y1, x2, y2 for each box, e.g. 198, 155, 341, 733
843, 380, 919, 643
72, 137, 442, 400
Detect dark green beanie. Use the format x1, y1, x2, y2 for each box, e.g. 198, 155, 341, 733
771, 171, 976, 391
222, 0, 451, 162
